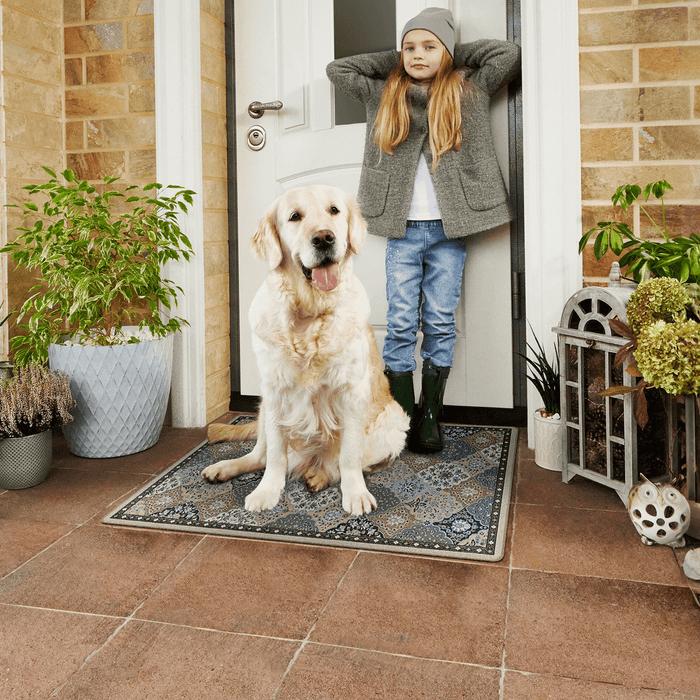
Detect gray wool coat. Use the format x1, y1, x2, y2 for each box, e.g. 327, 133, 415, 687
326, 41, 521, 239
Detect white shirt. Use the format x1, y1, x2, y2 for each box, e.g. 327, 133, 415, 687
407, 153, 442, 220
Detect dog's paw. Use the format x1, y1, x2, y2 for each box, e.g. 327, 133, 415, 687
202, 461, 235, 483
342, 487, 377, 516
304, 469, 333, 493
245, 485, 282, 512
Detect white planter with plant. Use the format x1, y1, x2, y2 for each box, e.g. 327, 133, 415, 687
1, 168, 194, 458
521, 327, 563, 471
0, 364, 75, 488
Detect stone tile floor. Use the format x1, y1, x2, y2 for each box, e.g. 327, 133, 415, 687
1, 413, 699, 699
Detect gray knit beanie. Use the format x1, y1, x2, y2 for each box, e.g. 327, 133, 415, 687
400, 7, 455, 58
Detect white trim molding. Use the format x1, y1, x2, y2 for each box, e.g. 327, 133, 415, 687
522, 0, 582, 445
154, 0, 207, 427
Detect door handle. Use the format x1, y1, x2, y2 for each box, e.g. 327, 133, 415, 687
248, 100, 283, 119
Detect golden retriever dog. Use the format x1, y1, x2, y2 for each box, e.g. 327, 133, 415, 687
202, 185, 409, 515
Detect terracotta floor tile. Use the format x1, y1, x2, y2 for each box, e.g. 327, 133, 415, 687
136, 536, 357, 639
0, 604, 122, 700
516, 452, 624, 511
276, 643, 501, 700
503, 670, 695, 699
51, 427, 208, 475
0, 467, 152, 524
0, 518, 73, 577
52, 619, 299, 700
505, 569, 700, 696
309, 551, 510, 666
0, 524, 201, 616
511, 502, 688, 585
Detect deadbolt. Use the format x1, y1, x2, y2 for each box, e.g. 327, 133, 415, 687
246, 125, 266, 151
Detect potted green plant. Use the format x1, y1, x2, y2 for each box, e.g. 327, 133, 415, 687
0, 364, 75, 489
0, 167, 195, 458
579, 180, 700, 287
520, 326, 562, 471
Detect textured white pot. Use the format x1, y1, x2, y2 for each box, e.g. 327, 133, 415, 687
48, 332, 174, 458
533, 408, 564, 471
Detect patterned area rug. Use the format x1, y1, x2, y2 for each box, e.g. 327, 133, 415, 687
104, 418, 518, 561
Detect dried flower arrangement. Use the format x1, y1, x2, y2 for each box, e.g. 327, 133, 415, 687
601, 277, 700, 427
0, 365, 76, 439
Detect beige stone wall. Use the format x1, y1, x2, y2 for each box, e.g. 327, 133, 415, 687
0, 0, 64, 360
200, 0, 230, 423
63, 0, 155, 182
579, 1, 700, 284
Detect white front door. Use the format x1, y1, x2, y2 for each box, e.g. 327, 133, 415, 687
233, 0, 515, 408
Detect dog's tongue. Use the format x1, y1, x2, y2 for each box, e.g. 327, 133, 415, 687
311, 263, 340, 291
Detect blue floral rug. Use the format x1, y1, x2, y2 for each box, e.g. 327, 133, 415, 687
104, 418, 518, 561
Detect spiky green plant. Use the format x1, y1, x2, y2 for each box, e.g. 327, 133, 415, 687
519, 325, 560, 416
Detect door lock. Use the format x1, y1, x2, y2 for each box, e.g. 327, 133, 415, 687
246, 125, 266, 151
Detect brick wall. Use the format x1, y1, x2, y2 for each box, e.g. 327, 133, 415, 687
0, 0, 64, 360
1, 0, 231, 424
580, 0, 700, 285
200, 0, 231, 423
63, 0, 155, 182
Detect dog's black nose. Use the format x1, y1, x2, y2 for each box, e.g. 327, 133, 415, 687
311, 230, 335, 249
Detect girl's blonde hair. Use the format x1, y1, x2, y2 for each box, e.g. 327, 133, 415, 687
373, 47, 464, 171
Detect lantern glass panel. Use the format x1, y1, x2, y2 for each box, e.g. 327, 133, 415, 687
566, 344, 578, 382
637, 388, 668, 480
568, 426, 580, 465
567, 386, 579, 423
610, 398, 624, 439
583, 347, 607, 476
612, 441, 626, 482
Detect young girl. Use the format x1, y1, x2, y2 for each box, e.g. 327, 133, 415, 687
326, 7, 520, 453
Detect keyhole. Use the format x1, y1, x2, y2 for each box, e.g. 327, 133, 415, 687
246, 126, 266, 151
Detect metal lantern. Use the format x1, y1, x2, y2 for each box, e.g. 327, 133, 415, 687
553, 265, 668, 501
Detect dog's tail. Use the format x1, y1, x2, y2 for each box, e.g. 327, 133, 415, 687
207, 420, 258, 444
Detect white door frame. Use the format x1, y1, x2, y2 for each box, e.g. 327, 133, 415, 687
153, 0, 582, 433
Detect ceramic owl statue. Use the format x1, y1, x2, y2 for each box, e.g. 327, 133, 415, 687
627, 476, 690, 548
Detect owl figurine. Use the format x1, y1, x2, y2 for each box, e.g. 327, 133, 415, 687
627, 475, 690, 548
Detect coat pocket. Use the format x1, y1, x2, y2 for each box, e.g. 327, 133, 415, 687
358, 167, 390, 217
460, 158, 508, 212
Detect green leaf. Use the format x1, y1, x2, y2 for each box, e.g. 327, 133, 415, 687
593, 231, 609, 259
62, 169, 76, 182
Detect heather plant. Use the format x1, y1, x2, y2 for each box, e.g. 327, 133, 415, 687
0, 364, 76, 438
0, 167, 195, 365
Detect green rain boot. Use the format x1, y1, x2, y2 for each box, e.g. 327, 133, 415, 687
409, 362, 450, 453
383, 369, 415, 421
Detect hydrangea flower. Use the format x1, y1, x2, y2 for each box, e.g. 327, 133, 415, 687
626, 277, 691, 337
635, 319, 700, 395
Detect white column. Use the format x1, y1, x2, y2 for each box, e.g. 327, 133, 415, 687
154, 0, 207, 427
522, 0, 582, 445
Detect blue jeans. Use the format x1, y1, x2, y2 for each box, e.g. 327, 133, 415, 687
383, 221, 467, 373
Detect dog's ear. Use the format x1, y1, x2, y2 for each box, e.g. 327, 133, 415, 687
345, 193, 367, 255
251, 207, 283, 270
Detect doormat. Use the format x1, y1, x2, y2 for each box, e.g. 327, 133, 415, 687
104, 418, 518, 562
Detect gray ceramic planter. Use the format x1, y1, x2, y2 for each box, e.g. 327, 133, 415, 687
49, 332, 174, 458
0, 429, 52, 489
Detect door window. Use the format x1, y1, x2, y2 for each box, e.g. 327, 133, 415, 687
333, 0, 396, 126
